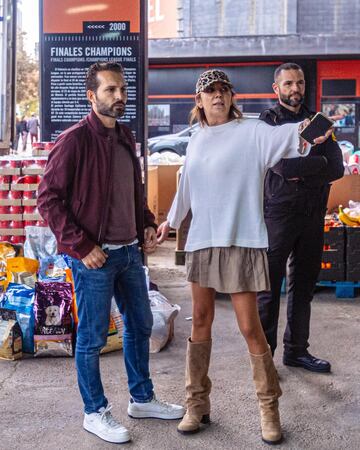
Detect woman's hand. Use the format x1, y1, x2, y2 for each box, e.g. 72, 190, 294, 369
299, 117, 335, 146
157, 221, 171, 244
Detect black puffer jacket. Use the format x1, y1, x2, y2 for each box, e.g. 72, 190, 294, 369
261, 103, 344, 216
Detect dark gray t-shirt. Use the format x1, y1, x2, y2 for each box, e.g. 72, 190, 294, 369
103, 128, 137, 244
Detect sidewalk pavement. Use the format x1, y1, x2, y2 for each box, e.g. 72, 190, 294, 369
1, 240, 359, 450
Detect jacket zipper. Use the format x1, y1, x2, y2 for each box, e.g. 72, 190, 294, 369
97, 135, 114, 243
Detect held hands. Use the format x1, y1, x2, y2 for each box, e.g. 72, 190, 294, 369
143, 226, 157, 254
299, 116, 336, 146
82, 245, 108, 269
157, 220, 171, 244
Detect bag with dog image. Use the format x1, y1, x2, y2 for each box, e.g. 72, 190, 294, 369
33, 282, 73, 357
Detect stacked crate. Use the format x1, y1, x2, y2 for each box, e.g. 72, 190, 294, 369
319, 225, 345, 281
0, 157, 47, 244
346, 227, 360, 281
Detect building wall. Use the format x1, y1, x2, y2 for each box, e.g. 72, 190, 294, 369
177, 0, 360, 37
297, 0, 360, 34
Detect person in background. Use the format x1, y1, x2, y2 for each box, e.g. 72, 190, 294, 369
19, 116, 28, 151
38, 61, 184, 445
257, 63, 344, 373
28, 113, 40, 145
157, 69, 334, 445
14, 115, 21, 151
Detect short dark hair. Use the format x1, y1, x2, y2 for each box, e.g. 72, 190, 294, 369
274, 63, 303, 81
85, 62, 124, 92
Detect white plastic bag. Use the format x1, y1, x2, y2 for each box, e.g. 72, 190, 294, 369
148, 290, 180, 353
24, 226, 57, 259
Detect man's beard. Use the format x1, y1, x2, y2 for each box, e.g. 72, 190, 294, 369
95, 98, 125, 118
280, 92, 304, 107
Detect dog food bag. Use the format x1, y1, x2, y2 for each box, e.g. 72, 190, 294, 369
34, 282, 73, 357
100, 299, 123, 354
0, 308, 22, 360
65, 268, 78, 326
0, 283, 35, 353
38, 255, 68, 282
0, 243, 16, 293
6, 257, 39, 289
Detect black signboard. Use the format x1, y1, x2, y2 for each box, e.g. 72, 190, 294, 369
40, 0, 147, 153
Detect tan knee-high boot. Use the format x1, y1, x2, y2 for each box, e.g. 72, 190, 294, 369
177, 338, 212, 434
249, 348, 283, 445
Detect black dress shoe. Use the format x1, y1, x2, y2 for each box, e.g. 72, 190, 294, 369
283, 352, 331, 373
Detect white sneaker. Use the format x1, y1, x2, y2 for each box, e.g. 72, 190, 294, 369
127, 394, 185, 420
83, 404, 131, 444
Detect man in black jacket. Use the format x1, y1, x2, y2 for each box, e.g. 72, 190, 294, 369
257, 63, 344, 372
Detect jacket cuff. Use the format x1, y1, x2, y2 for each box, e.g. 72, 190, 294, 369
73, 239, 96, 260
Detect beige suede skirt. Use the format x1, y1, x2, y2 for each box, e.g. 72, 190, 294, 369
186, 246, 270, 294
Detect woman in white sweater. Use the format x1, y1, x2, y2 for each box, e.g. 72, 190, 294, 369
157, 69, 332, 445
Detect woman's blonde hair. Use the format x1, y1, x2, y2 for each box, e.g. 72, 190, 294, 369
189, 94, 243, 127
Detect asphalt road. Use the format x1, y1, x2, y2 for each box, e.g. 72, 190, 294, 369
1, 241, 359, 450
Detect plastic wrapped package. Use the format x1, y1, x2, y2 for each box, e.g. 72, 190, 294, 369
6, 257, 39, 289
101, 298, 123, 354
33, 282, 73, 357
38, 255, 68, 282
148, 290, 180, 353
0, 308, 22, 360
0, 243, 16, 292
0, 283, 35, 353
24, 226, 57, 259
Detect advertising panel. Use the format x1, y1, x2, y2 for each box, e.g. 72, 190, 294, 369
40, 0, 147, 151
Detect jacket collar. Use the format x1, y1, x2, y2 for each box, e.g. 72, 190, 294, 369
87, 109, 114, 137
275, 103, 313, 120
86, 109, 130, 143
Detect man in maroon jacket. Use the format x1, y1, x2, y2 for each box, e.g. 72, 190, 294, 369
38, 62, 184, 444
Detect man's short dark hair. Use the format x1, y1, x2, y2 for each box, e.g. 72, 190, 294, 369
86, 62, 124, 92
274, 63, 303, 81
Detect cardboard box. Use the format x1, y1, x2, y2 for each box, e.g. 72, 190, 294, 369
0, 168, 21, 175
327, 175, 360, 212
175, 167, 192, 252
22, 198, 38, 206
0, 228, 25, 236
0, 214, 23, 221
21, 167, 44, 175
0, 199, 22, 206
11, 183, 39, 191
22, 213, 42, 221
147, 165, 182, 224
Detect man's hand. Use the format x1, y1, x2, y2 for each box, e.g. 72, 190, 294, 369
81, 245, 108, 269
143, 227, 157, 254
157, 221, 171, 244
313, 127, 334, 145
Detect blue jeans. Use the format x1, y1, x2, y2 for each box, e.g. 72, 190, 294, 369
71, 244, 154, 414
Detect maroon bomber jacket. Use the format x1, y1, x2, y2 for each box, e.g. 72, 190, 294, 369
37, 109, 157, 260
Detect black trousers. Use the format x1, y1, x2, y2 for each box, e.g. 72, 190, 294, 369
257, 210, 325, 357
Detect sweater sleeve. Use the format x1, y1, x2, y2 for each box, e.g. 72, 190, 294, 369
167, 160, 191, 229
255, 121, 311, 169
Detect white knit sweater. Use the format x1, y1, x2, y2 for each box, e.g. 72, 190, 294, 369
167, 118, 310, 251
